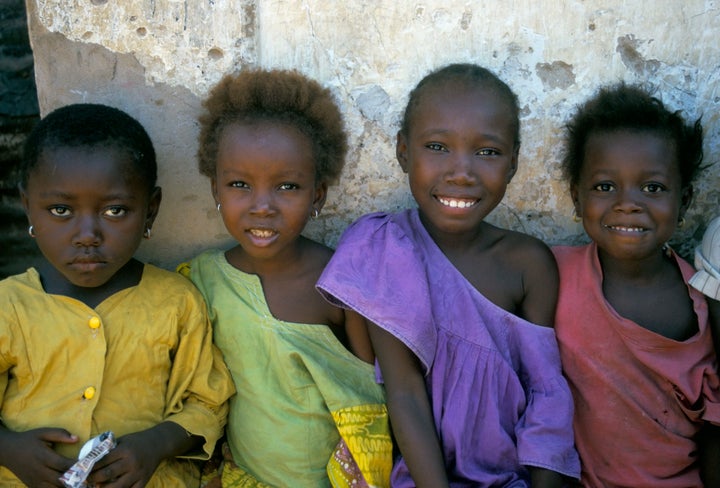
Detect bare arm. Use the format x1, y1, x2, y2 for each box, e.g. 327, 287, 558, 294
368, 322, 449, 488
699, 421, 720, 486
519, 240, 559, 328
344, 308, 375, 364
517, 240, 566, 486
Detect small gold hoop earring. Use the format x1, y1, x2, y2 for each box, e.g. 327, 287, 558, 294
311, 208, 320, 219
28, 225, 36, 238
677, 217, 685, 228
143, 227, 152, 239
572, 210, 582, 223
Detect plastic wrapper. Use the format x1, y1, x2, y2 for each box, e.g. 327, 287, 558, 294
59, 431, 116, 488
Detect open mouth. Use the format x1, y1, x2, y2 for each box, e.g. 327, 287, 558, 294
437, 196, 479, 209
604, 225, 646, 233
248, 228, 277, 238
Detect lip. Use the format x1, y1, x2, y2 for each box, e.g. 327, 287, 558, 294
436, 196, 480, 209
246, 227, 279, 247
603, 224, 648, 233
69, 257, 107, 272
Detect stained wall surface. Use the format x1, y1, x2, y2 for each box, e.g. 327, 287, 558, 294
24, 1, 720, 267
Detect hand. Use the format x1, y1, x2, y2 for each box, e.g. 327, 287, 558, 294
86, 422, 198, 488
86, 430, 163, 488
0, 427, 78, 487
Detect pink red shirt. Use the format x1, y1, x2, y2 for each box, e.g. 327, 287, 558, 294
553, 243, 720, 488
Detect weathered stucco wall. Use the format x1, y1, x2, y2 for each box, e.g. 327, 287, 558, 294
25, 1, 720, 267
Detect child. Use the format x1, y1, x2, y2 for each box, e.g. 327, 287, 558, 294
180, 69, 392, 487
691, 216, 720, 354
0, 103, 234, 487
317, 63, 580, 487
553, 83, 720, 487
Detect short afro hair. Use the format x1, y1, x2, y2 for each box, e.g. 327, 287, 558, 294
400, 63, 521, 150
21, 103, 157, 192
562, 83, 703, 189
197, 69, 348, 185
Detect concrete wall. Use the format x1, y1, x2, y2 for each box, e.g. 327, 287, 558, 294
25, 1, 720, 267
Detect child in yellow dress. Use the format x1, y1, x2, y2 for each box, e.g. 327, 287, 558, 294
0, 103, 234, 487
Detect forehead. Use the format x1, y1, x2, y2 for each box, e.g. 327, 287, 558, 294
583, 130, 680, 174
30, 145, 144, 189
218, 121, 314, 161
409, 82, 516, 134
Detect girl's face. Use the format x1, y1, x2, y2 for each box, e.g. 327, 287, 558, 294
212, 121, 326, 264
397, 83, 518, 241
21, 146, 160, 289
572, 130, 691, 261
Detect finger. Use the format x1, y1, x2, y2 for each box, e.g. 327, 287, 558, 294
37, 428, 79, 445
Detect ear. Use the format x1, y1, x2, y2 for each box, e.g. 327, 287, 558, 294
145, 186, 162, 229
506, 147, 519, 182
396, 131, 409, 173
18, 183, 30, 217
313, 181, 328, 211
679, 185, 693, 218
570, 184, 581, 217
211, 178, 219, 206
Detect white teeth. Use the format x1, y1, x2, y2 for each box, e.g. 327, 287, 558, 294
250, 229, 274, 238
608, 225, 643, 232
438, 197, 476, 209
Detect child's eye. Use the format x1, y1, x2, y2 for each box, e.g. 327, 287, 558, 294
425, 143, 447, 152
477, 148, 499, 156
642, 183, 665, 193
278, 183, 299, 191
592, 183, 615, 192
49, 206, 72, 217
230, 181, 249, 189
103, 206, 127, 217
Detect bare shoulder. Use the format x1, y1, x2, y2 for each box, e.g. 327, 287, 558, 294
299, 236, 335, 275
495, 227, 557, 274
492, 227, 558, 327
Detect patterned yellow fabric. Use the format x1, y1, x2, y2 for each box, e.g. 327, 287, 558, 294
329, 405, 392, 487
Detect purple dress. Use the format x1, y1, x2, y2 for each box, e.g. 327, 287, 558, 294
317, 210, 579, 487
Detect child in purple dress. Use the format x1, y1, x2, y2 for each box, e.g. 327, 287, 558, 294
318, 63, 579, 487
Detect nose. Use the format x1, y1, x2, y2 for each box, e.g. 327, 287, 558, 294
72, 214, 102, 247
613, 187, 643, 213
249, 190, 276, 216
445, 152, 476, 185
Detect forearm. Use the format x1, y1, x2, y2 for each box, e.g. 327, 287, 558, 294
138, 421, 202, 461
388, 391, 449, 488
699, 423, 720, 487
529, 466, 564, 488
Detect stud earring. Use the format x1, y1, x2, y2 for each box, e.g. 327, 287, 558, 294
28, 225, 36, 237
678, 217, 685, 228
311, 208, 320, 219
143, 227, 152, 239
572, 210, 582, 223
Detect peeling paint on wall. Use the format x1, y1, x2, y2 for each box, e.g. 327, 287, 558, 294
24, 0, 720, 267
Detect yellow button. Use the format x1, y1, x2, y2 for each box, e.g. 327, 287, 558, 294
88, 316, 101, 329
83, 387, 96, 400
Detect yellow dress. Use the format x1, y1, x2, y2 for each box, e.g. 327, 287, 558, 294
0, 265, 235, 487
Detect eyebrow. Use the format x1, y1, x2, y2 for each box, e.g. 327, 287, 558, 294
417, 128, 509, 144
38, 190, 138, 201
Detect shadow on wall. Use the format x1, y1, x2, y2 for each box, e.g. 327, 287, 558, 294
0, 0, 43, 278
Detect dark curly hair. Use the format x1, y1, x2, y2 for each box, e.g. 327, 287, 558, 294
562, 83, 703, 189
21, 103, 157, 192
197, 69, 348, 184
399, 63, 521, 150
